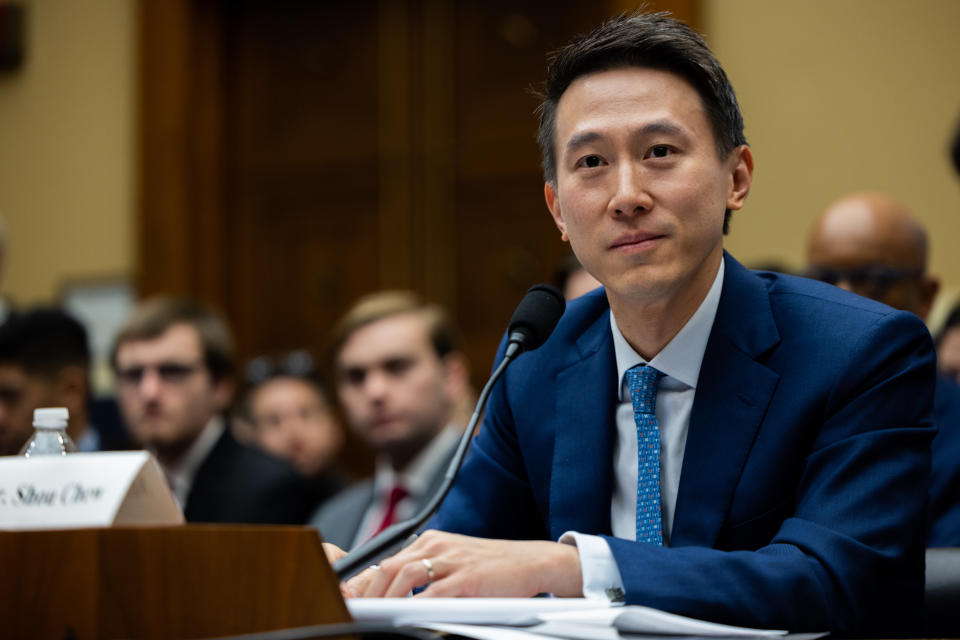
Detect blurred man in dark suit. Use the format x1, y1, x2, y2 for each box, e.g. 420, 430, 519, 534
112, 297, 317, 524
807, 192, 960, 546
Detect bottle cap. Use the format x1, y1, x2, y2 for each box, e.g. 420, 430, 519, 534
33, 407, 69, 428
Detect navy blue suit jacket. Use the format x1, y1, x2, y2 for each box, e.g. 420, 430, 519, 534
431, 253, 935, 634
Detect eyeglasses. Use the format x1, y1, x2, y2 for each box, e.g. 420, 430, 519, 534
805, 264, 924, 299
115, 362, 203, 386
0, 385, 23, 404
244, 349, 318, 386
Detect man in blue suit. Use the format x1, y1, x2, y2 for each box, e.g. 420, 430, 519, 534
807, 192, 960, 547
340, 11, 935, 634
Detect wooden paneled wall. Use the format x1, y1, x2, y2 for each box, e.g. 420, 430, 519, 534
137, 0, 698, 391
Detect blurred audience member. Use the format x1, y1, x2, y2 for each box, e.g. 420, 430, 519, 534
938, 305, 960, 385
807, 193, 938, 314
747, 261, 795, 276
311, 291, 469, 549
807, 192, 960, 545
952, 115, 960, 176
0, 214, 11, 323
553, 253, 601, 300
111, 297, 317, 524
0, 307, 128, 454
241, 350, 344, 502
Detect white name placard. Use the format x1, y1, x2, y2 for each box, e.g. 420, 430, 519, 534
0, 451, 184, 529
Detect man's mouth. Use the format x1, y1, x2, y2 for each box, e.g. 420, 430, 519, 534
371, 415, 400, 428
610, 231, 665, 251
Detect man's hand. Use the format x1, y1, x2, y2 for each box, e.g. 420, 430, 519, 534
323, 542, 347, 564
344, 530, 583, 598
321, 542, 355, 600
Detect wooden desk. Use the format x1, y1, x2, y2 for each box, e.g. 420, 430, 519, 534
0, 525, 349, 639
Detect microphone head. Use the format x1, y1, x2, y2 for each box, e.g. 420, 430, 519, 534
507, 284, 566, 352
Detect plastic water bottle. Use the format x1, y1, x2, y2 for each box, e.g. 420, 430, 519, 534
19, 407, 77, 456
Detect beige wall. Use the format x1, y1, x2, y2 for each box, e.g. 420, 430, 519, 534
0, 0, 135, 305
704, 0, 960, 325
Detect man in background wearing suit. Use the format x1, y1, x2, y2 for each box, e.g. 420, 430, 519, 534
336, 12, 935, 635
112, 297, 317, 524
311, 291, 469, 549
807, 192, 960, 546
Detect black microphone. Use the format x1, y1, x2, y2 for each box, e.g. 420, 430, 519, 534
504, 284, 568, 359
333, 284, 566, 580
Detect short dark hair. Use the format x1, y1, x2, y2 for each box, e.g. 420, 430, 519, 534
0, 308, 90, 379
329, 291, 462, 366
110, 297, 235, 382
536, 10, 746, 233
240, 349, 329, 425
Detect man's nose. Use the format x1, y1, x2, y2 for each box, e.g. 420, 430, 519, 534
284, 432, 304, 452
137, 369, 163, 398
362, 370, 390, 401
611, 163, 653, 216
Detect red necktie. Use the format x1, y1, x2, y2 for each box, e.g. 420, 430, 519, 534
374, 484, 409, 535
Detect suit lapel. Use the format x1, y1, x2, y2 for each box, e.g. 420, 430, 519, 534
671, 254, 781, 548
549, 308, 618, 540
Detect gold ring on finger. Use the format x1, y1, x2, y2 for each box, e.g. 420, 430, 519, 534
421, 557, 436, 581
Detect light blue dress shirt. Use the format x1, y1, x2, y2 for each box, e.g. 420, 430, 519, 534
561, 259, 724, 600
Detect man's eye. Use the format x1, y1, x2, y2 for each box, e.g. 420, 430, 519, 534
649, 145, 672, 158
384, 359, 413, 376
343, 369, 365, 386
580, 155, 603, 168
259, 416, 282, 430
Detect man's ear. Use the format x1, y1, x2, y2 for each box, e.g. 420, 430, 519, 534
441, 351, 470, 401
919, 275, 941, 321
55, 365, 88, 415
212, 377, 235, 412
544, 182, 569, 243
726, 145, 754, 211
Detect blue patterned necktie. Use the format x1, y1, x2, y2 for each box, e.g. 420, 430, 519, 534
626, 364, 665, 545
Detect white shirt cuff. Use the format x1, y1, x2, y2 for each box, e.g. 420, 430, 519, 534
559, 531, 626, 603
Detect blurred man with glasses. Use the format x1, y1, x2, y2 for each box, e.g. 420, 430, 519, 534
807, 192, 960, 545
807, 193, 939, 316
111, 297, 317, 524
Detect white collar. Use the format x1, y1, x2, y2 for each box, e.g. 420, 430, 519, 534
74, 423, 101, 452
611, 259, 724, 400
156, 416, 225, 506
373, 425, 461, 499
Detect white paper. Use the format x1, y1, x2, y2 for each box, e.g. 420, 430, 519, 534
424, 622, 568, 640
541, 606, 786, 637
349, 598, 610, 626
347, 598, 787, 637
0, 451, 183, 529
523, 621, 622, 640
